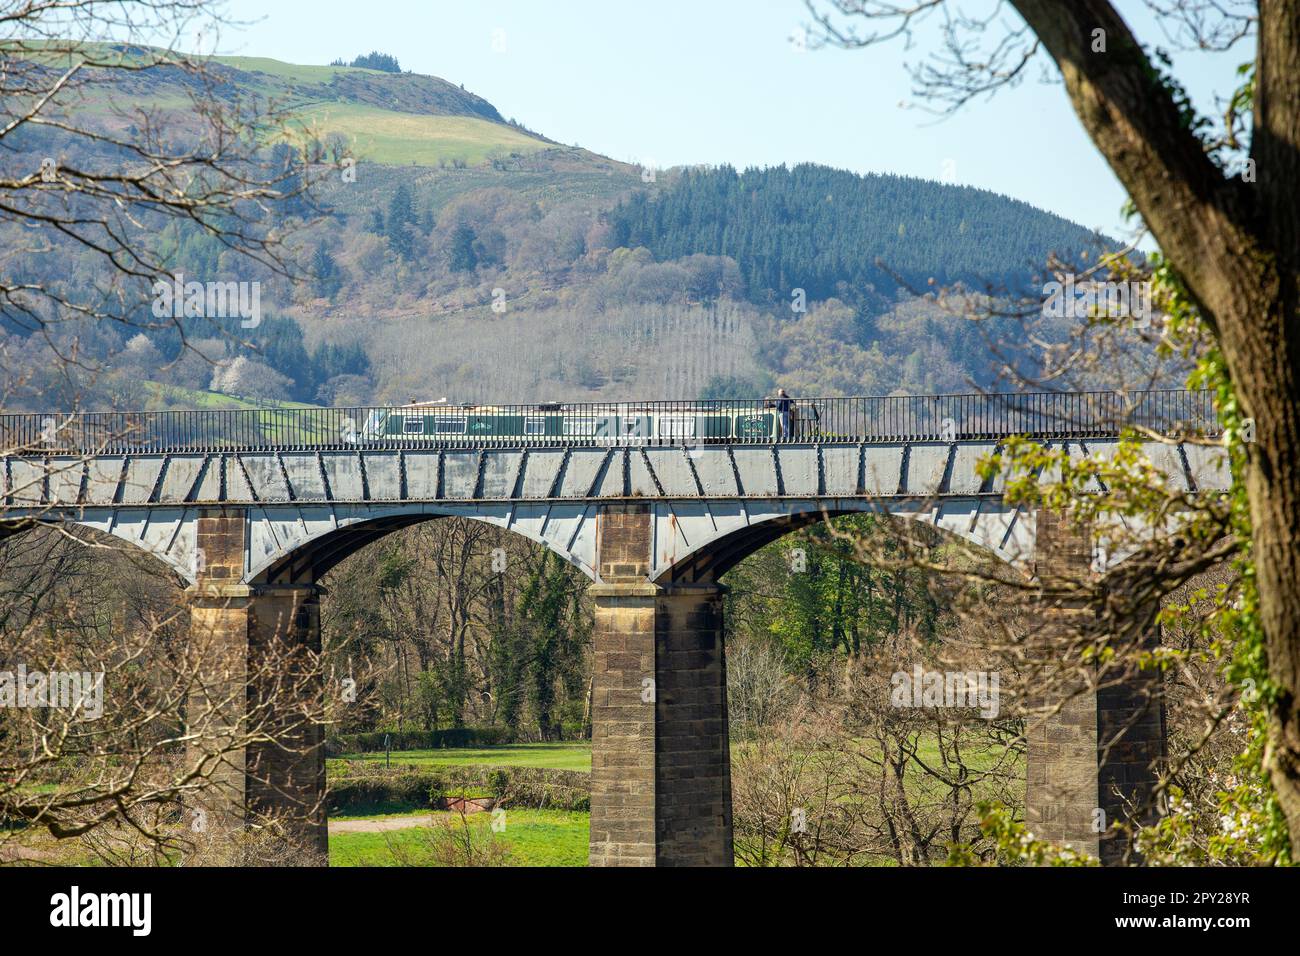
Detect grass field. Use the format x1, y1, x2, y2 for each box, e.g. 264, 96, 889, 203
2, 738, 1013, 866
291, 104, 547, 167
143, 381, 320, 411
208, 54, 551, 167
17, 44, 553, 169
211, 56, 366, 84
330, 742, 592, 773
329, 809, 588, 867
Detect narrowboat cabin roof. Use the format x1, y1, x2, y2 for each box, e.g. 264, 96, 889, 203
388, 401, 776, 413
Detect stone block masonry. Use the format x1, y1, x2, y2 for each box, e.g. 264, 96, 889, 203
1025, 510, 1166, 864
589, 504, 733, 866
186, 509, 327, 863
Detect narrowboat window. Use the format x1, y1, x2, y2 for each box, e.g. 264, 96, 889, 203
659, 415, 695, 438
563, 418, 597, 436
524, 417, 546, 435
434, 417, 466, 434
403, 416, 424, 434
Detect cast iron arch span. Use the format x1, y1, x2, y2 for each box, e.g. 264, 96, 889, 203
650, 496, 1035, 585
0, 516, 190, 586
10, 501, 602, 587
27, 495, 1170, 589
242, 502, 601, 585
1, 511, 198, 584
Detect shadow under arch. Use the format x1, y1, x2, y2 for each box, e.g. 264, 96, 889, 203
257, 512, 431, 585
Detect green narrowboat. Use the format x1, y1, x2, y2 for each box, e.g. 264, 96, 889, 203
357, 401, 807, 442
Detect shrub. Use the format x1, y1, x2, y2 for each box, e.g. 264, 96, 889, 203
328, 765, 590, 814
427, 774, 447, 808
327, 773, 436, 814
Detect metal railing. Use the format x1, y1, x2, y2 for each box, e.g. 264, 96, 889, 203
0, 389, 1221, 456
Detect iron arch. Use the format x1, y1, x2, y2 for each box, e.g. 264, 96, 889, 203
650, 497, 1035, 585
244, 502, 599, 586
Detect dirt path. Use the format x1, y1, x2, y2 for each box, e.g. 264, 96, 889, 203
328, 813, 434, 834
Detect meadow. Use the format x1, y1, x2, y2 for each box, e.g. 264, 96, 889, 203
329, 809, 588, 867
0, 739, 1018, 866
329, 742, 592, 773
293, 105, 547, 167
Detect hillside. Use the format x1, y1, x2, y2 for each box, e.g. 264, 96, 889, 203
210, 55, 509, 121
8, 42, 555, 167
204, 54, 555, 167
609, 164, 1108, 303
1, 49, 1117, 412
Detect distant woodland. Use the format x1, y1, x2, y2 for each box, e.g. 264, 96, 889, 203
0, 57, 1114, 413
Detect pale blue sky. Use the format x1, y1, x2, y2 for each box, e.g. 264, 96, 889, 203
210, 0, 1251, 238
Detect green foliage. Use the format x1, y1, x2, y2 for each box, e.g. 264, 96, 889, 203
447, 222, 479, 272
608, 164, 1111, 305
727, 514, 947, 675
385, 182, 418, 258
326, 772, 437, 814
1139, 250, 1287, 862
1136, 784, 1281, 865
414, 672, 445, 732
1159, 254, 1290, 864
490, 552, 591, 739
375, 545, 416, 593
971, 245, 1290, 865
946, 803, 1097, 867
698, 372, 774, 401
344, 51, 402, 73
310, 243, 344, 298
328, 764, 590, 814
1143, 47, 1215, 147
311, 340, 370, 381
487, 769, 510, 799
326, 727, 518, 754
330, 742, 591, 772
252, 316, 310, 398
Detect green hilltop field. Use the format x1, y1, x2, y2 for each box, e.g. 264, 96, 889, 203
289, 103, 548, 167
10, 42, 554, 168
206, 53, 553, 166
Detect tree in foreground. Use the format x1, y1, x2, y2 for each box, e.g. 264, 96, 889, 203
805, 0, 1298, 859
0, 0, 329, 860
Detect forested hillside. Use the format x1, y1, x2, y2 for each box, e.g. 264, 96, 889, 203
1, 50, 1117, 412
609, 165, 1109, 304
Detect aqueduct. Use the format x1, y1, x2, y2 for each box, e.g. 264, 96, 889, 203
0, 392, 1229, 864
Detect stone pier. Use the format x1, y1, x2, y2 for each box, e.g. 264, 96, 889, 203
588, 504, 733, 866
1025, 511, 1166, 864
186, 509, 327, 863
